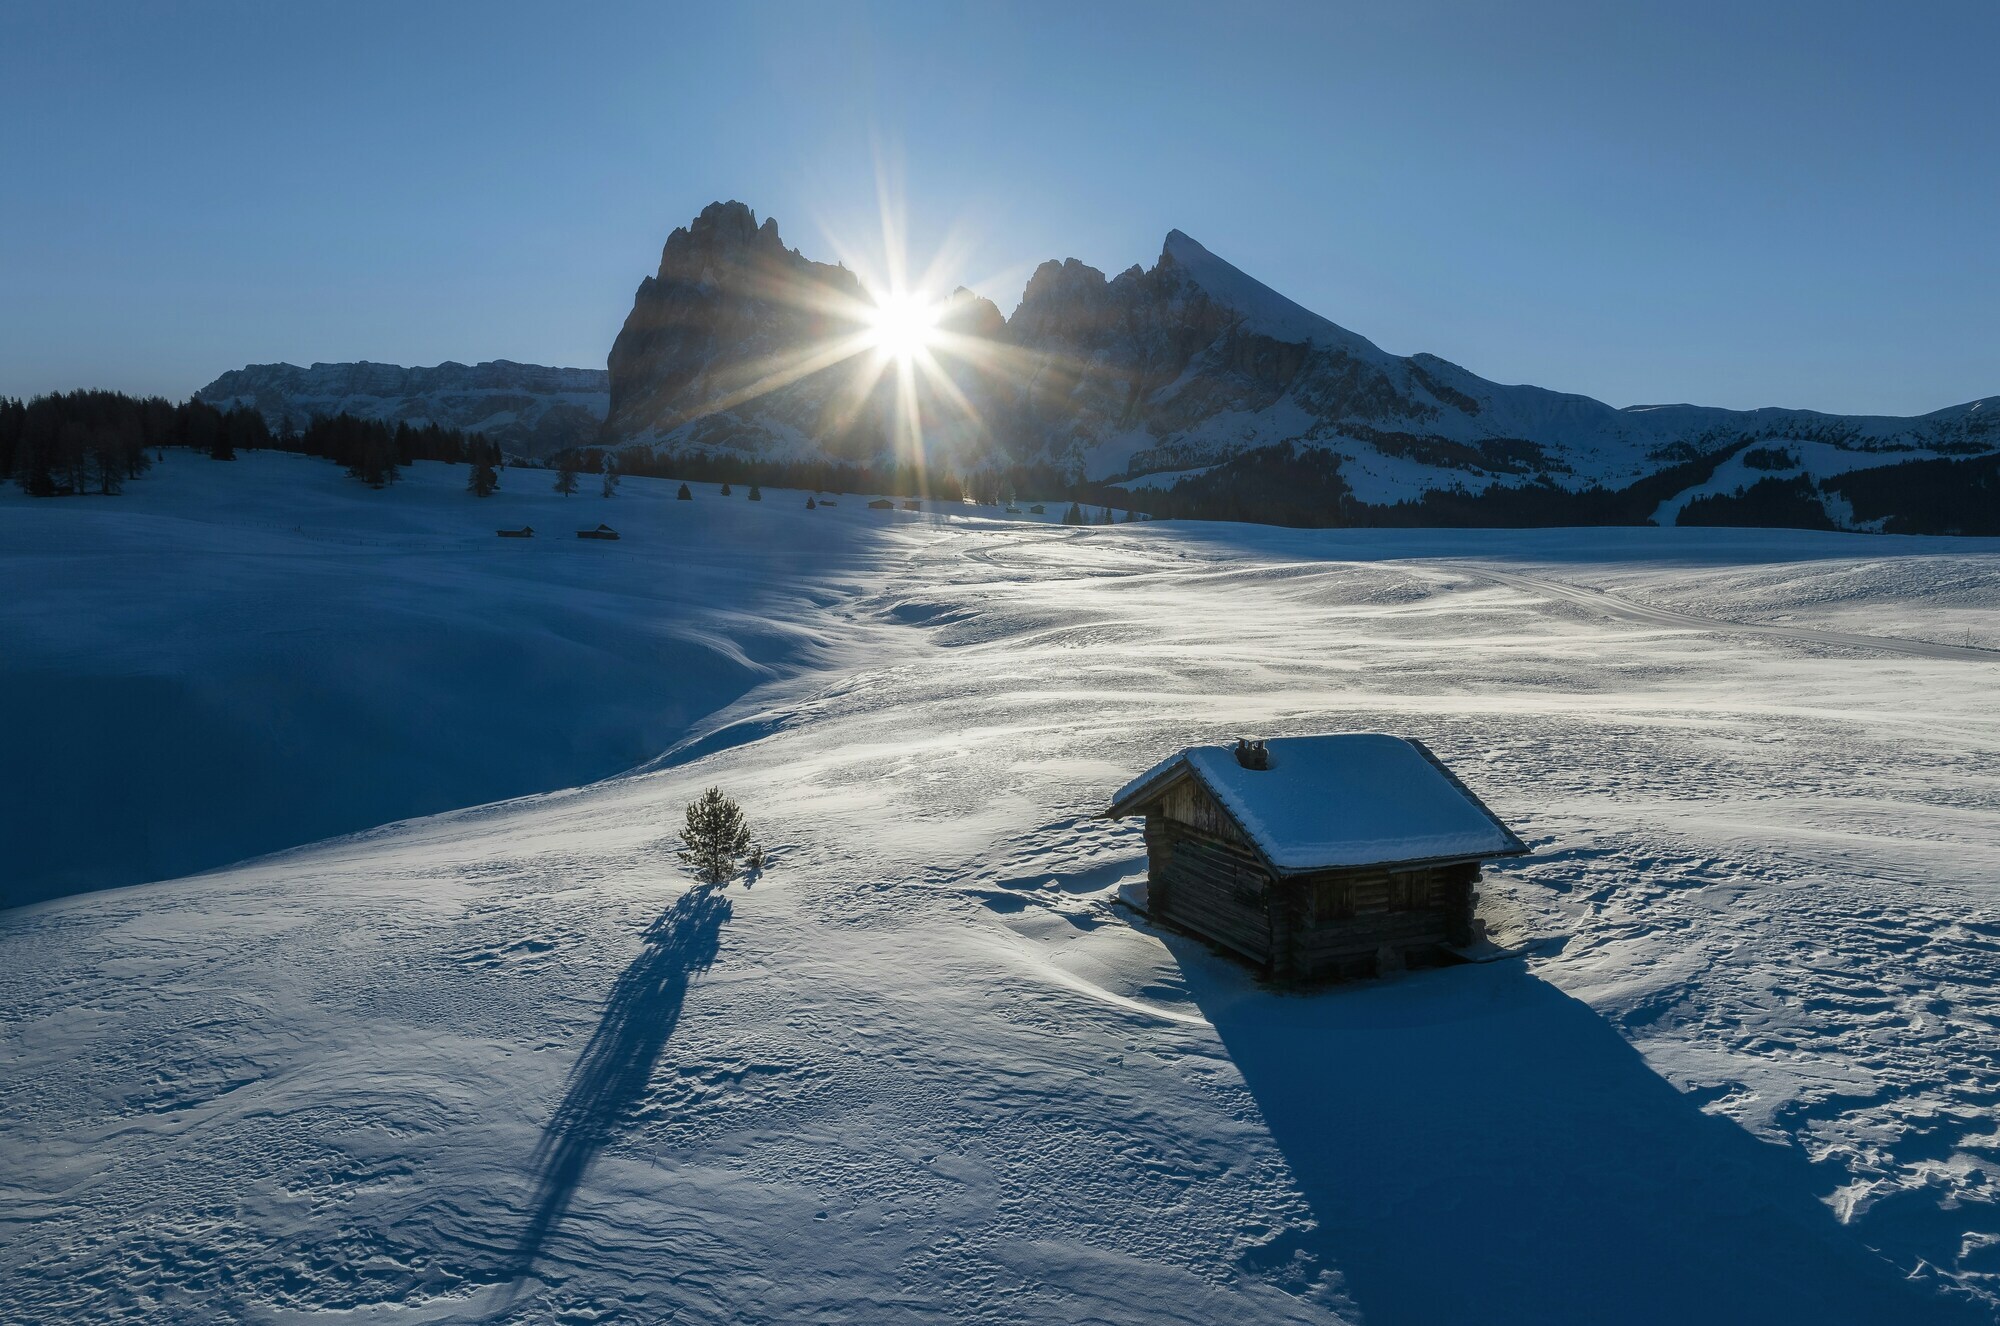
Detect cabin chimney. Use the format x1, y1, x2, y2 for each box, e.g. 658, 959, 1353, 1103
1234, 738, 1270, 770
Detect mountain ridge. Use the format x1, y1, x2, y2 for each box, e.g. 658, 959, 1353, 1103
598, 203, 1997, 528
196, 358, 609, 457
194, 202, 1997, 530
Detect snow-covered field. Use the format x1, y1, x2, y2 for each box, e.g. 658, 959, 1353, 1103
4, 457, 2000, 1323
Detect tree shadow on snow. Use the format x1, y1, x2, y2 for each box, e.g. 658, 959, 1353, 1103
1172, 943, 1981, 1326
505, 885, 732, 1279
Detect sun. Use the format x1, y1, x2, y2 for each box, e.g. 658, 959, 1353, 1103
863, 290, 941, 364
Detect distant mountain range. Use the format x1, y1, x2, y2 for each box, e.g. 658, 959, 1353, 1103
196, 360, 608, 458
196, 201, 2000, 531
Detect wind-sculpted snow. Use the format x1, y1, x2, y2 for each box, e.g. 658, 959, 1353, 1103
4, 483, 2000, 1322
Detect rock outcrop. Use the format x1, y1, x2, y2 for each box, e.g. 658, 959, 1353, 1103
604, 201, 894, 459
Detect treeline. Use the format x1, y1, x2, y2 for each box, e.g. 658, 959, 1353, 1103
567, 444, 1123, 511
591, 445, 971, 502
1824, 451, 2000, 536
2, 389, 492, 495
16, 390, 1992, 534
1, 391, 167, 495
1112, 440, 1745, 529
1678, 477, 1836, 530
289, 412, 488, 487
1115, 438, 2000, 536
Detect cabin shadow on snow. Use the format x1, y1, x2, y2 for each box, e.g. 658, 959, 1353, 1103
506, 886, 732, 1278
1168, 938, 1979, 1326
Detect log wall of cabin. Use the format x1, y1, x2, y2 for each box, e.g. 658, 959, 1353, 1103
1143, 812, 1272, 964
1138, 773, 1482, 980
1269, 863, 1479, 979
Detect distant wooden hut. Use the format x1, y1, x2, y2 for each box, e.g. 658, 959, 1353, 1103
576, 523, 620, 540
497, 526, 534, 538
868, 498, 894, 510
901, 499, 921, 511
1028, 503, 1046, 514
1105, 734, 1526, 981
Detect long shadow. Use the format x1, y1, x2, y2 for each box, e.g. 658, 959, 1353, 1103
1173, 944, 1984, 1325
506, 886, 733, 1277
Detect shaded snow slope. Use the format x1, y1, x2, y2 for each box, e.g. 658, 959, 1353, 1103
0, 454, 892, 906
5, 499, 2000, 1322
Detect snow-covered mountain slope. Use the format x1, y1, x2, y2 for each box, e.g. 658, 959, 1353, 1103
196, 360, 610, 457
6, 462, 2000, 1321
602, 203, 2000, 521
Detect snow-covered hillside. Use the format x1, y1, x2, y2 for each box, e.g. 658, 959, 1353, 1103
5, 463, 2000, 1322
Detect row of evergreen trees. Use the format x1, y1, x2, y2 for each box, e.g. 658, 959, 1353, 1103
560, 444, 1155, 517
1, 389, 494, 496
1059, 502, 1141, 524
1, 391, 170, 496
593, 444, 971, 502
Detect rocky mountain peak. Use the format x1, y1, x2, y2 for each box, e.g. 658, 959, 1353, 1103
656, 200, 796, 283
1159, 228, 1202, 265
938, 287, 1006, 339
1010, 258, 1126, 345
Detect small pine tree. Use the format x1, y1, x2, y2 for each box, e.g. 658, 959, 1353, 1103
467, 439, 500, 496
601, 455, 620, 498
748, 483, 762, 501
554, 460, 579, 496
720, 481, 733, 496
1100, 507, 1114, 525
806, 495, 816, 509
1061, 502, 1084, 525
677, 482, 693, 500
678, 787, 752, 885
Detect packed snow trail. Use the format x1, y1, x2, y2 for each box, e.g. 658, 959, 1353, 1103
6, 471, 2000, 1322
1469, 565, 2000, 662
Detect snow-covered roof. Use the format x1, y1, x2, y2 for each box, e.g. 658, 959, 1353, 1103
1107, 734, 1526, 874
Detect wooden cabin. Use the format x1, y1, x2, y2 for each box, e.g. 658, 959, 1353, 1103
576, 523, 620, 540
497, 526, 534, 538
1105, 734, 1526, 981
868, 498, 895, 510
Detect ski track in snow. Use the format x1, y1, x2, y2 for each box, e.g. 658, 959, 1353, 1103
5, 462, 2000, 1322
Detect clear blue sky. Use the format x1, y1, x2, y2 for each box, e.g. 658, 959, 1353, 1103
3, 0, 1994, 414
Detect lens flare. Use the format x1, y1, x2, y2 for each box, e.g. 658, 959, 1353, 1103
681, 165, 1082, 479
864, 291, 941, 364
